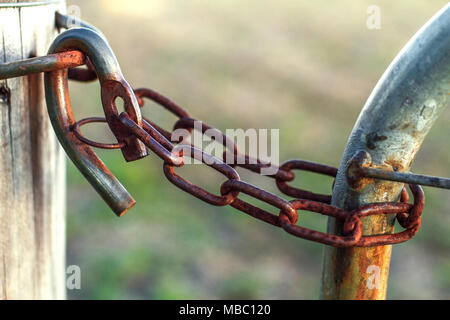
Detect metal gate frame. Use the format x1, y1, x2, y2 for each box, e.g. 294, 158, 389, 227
321, 4, 450, 299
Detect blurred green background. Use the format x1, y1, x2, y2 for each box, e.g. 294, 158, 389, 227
65, 0, 449, 299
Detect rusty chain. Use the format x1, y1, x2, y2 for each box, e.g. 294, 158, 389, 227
72, 84, 426, 248
0, 17, 433, 248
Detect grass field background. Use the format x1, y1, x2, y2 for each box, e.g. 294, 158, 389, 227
66, 0, 449, 299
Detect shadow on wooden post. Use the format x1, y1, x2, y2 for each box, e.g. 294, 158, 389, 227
0, 0, 66, 299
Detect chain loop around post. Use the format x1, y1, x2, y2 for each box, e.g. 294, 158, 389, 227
343, 185, 425, 247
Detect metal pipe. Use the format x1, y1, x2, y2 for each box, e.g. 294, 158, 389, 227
0, 50, 84, 80
321, 4, 450, 300
55, 11, 107, 40
352, 166, 450, 190
55, 12, 106, 81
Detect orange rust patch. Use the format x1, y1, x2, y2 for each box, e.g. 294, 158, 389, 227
55, 50, 85, 68
384, 159, 404, 172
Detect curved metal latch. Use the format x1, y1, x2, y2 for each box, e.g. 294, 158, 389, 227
44, 27, 148, 216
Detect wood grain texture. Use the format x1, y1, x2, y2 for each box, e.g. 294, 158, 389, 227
0, 0, 66, 299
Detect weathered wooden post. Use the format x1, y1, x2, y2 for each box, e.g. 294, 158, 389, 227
321, 4, 449, 299
0, 0, 66, 299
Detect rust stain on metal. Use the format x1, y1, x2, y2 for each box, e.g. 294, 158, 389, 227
384, 159, 404, 172
55, 50, 85, 68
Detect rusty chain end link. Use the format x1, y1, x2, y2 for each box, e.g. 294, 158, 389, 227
45, 27, 150, 217
48, 20, 426, 247
100, 80, 148, 162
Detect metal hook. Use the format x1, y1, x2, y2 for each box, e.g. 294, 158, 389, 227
55, 12, 102, 82
44, 27, 148, 216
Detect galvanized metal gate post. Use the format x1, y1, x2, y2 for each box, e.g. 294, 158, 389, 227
321, 4, 450, 299
0, 0, 66, 299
